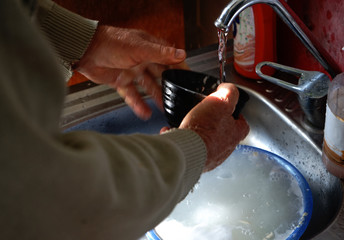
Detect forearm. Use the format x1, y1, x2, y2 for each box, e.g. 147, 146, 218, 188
2, 128, 206, 240
3, 1, 208, 239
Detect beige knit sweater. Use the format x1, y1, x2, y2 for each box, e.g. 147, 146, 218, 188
0, 1, 207, 239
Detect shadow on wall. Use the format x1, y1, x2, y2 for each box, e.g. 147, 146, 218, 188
183, 0, 232, 50
277, 0, 344, 73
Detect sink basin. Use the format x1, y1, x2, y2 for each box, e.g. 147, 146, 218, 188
62, 46, 344, 239
239, 87, 342, 239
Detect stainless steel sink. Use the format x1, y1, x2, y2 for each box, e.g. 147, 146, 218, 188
61, 45, 344, 239
239, 86, 343, 239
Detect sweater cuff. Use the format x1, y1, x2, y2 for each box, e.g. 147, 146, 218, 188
160, 129, 207, 200
37, 1, 98, 79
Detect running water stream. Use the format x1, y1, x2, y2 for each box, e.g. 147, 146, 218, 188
217, 29, 228, 82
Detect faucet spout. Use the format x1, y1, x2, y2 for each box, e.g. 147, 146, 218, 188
214, 0, 341, 78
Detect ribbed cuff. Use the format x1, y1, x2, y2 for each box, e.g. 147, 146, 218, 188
160, 129, 207, 200
39, 2, 98, 76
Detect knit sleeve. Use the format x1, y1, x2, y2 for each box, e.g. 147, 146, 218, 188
2, 1, 208, 239
45, 129, 207, 240
34, 0, 98, 80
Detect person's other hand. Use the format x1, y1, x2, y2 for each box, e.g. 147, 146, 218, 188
179, 83, 250, 172
75, 25, 187, 120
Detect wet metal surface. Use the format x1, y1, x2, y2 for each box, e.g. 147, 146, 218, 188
62, 45, 344, 239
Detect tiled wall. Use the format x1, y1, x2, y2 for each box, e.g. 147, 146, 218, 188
277, 0, 344, 74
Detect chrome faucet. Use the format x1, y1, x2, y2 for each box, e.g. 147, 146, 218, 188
215, 0, 341, 129
214, 0, 340, 78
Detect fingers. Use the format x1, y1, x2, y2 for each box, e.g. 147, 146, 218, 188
117, 84, 152, 120
77, 25, 188, 120
160, 126, 170, 134
211, 83, 239, 101
146, 63, 167, 78
116, 65, 164, 110
138, 43, 187, 66
114, 64, 165, 119
236, 115, 250, 140
208, 83, 239, 113
169, 61, 190, 70
136, 72, 164, 111
132, 30, 187, 65
179, 83, 249, 172
202, 115, 249, 172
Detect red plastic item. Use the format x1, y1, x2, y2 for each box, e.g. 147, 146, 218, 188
233, 4, 276, 79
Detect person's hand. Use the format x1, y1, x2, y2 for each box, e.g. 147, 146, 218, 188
75, 25, 187, 120
179, 83, 249, 172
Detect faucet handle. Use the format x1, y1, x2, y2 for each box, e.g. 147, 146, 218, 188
256, 61, 330, 99
256, 61, 330, 129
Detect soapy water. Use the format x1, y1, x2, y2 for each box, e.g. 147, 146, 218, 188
155, 147, 305, 240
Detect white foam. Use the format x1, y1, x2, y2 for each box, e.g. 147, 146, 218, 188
155, 148, 304, 240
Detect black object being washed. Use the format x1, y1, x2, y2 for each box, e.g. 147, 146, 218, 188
162, 69, 249, 127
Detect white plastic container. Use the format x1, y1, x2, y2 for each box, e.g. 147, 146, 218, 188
322, 73, 344, 178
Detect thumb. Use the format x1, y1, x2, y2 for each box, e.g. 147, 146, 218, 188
207, 83, 239, 113
140, 43, 186, 65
